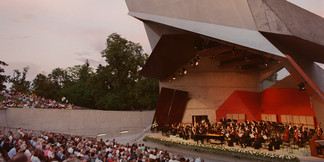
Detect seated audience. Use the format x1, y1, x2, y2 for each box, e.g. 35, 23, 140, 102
0, 128, 190, 162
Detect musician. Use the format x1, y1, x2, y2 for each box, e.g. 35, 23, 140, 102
190, 126, 196, 139
253, 134, 262, 149
316, 126, 323, 139
302, 127, 309, 144
274, 132, 282, 150
240, 128, 249, 148
268, 135, 275, 151
226, 130, 234, 147
293, 129, 304, 147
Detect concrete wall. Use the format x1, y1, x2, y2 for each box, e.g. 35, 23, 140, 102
0, 109, 7, 128
160, 57, 261, 123
0, 109, 154, 138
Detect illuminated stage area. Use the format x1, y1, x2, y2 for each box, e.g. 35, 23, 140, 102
144, 132, 316, 162
126, 0, 324, 159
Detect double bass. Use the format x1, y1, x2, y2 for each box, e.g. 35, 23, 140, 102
284, 127, 290, 142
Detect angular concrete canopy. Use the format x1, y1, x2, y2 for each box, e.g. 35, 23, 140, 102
126, 0, 324, 103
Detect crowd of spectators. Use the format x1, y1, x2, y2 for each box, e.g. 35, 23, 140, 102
0, 90, 75, 109
0, 128, 191, 162
164, 119, 323, 151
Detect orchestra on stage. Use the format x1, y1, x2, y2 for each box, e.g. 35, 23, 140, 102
160, 119, 323, 154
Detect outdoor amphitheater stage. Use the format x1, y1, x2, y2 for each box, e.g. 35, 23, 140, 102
143, 132, 324, 162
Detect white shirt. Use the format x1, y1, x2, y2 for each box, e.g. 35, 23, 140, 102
95, 158, 103, 162
68, 147, 74, 154
149, 154, 156, 160
25, 149, 31, 157
31, 155, 41, 162
47, 150, 54, 159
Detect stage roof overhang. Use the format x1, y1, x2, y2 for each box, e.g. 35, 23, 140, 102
126, 0, 324, 102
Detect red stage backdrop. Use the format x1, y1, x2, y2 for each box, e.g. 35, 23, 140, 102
216, 91, 260, 122
216, 88, 317, 124
260, 88, 317, 124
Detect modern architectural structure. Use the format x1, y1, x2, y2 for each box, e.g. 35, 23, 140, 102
126, 0, 324, 129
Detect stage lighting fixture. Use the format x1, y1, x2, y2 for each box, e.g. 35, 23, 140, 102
190, 61, 194, 67
179, 70, 182, 75
172, 75, 176, 80
193, 58, 199, 66
182, 68, 187, 75
263, 62, 268, 67
298, 82, 306, 91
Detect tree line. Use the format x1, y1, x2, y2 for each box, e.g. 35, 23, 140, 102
0, 33, 159, 110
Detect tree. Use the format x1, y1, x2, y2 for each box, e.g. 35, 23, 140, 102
48, 68, 71, 89
0, 60, 8, 91
60, 60, 94, 107
9, 66, 31, 94
30, 33, 159, 110
66, 59, 93, 83
97, 33, 159, 110
32, 73, 58, 99
133, 77, 159, 110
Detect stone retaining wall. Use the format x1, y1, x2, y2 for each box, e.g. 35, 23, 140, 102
0, 108, 154, 138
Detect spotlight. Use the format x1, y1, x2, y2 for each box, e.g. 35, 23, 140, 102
193, 59, 199, 66
182, 68, 187, 75
179, 70, 182, 75
298, 82, 306, 91
263, 62, 268, 67
190, 61, 194, 67
172, 75, 176, 80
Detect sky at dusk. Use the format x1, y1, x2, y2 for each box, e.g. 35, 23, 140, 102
0, 0, 324, 83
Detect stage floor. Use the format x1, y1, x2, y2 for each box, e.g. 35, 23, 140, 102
145, 132, 324, 162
